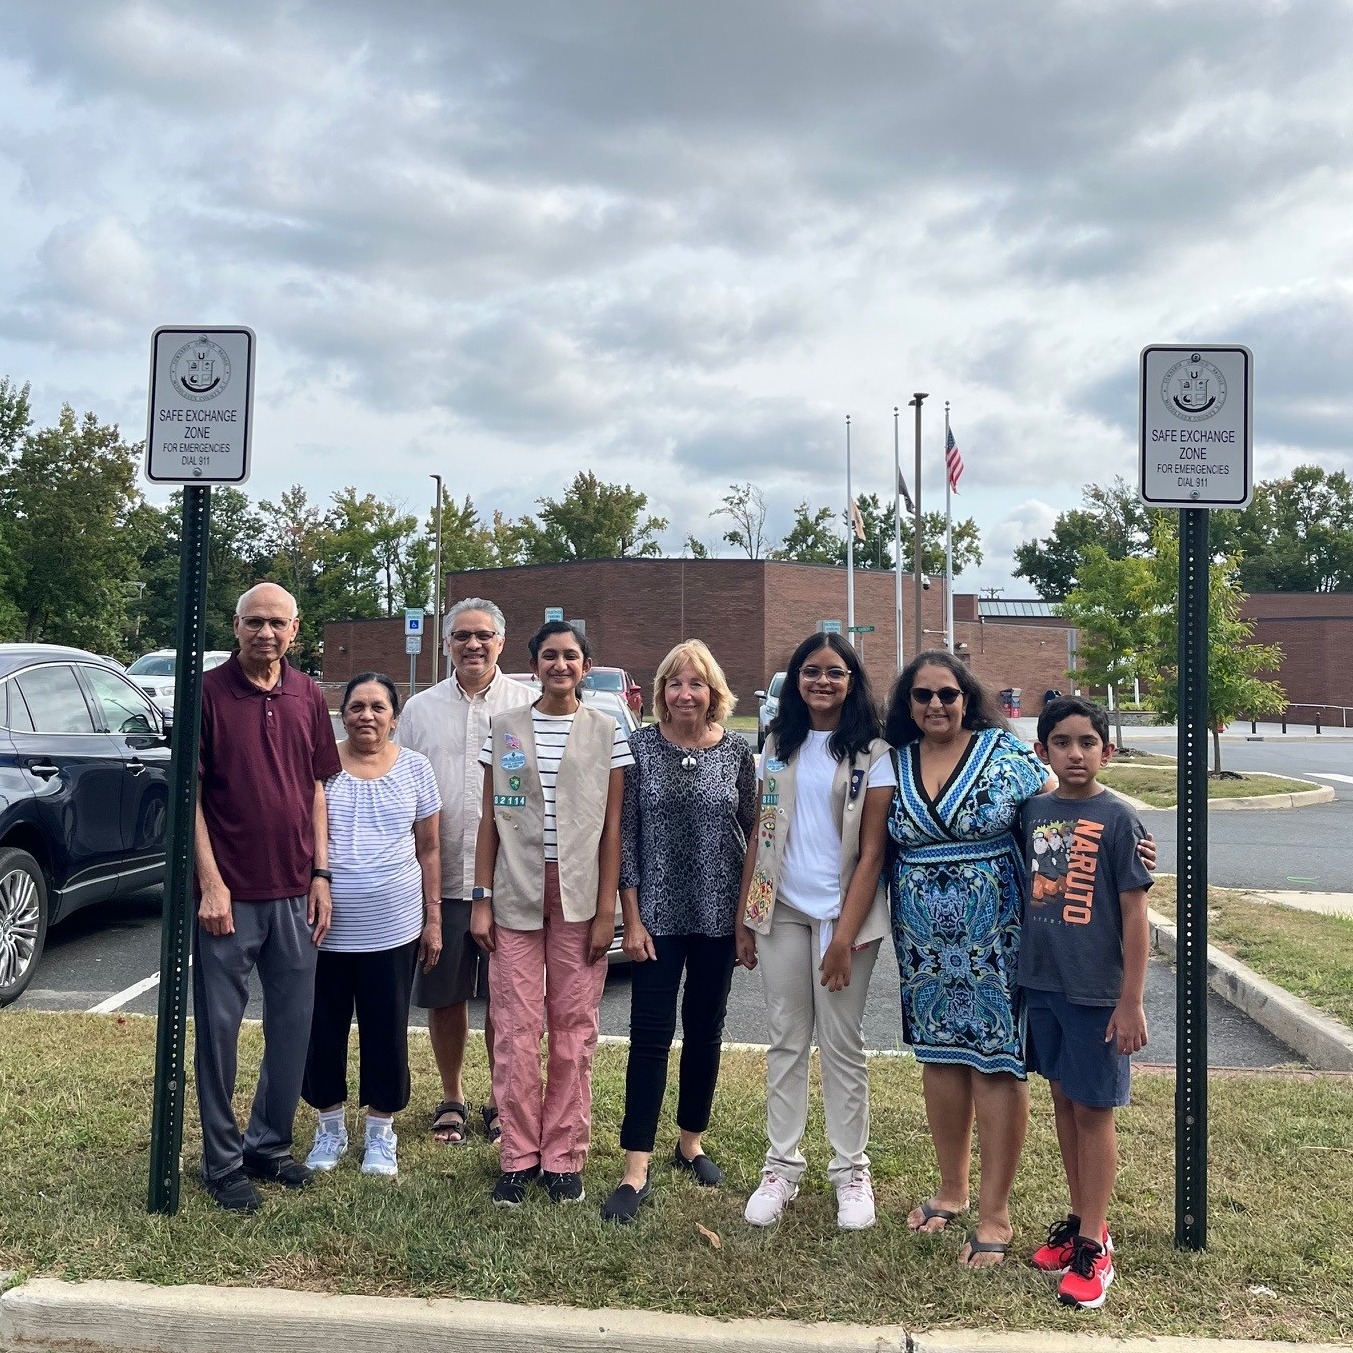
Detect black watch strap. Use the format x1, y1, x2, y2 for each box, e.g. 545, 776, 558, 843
311, 868, 333, 882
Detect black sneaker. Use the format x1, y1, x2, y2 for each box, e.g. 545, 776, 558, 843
542, 1170, 585, 1203
202, 1167, 262, 1213
492, 1166, 540, 1206
242, 1152, 313, 1189
600, 1174, 652, 1224
673, 1145, 724, 1187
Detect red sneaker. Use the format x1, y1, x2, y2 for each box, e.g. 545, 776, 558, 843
1031, 1216, 1112, 1275
1057, 1236, 1115, 1309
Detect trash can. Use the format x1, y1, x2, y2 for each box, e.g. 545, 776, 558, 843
1009, 687, 1022, 717
999, 688, 1015, 716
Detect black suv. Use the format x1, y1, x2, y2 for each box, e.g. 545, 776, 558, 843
0, 645, 170, 1006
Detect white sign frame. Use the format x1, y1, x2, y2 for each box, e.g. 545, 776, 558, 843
405, 635, 423, 655
1140, 344, 1253, 509
404, 609, 423, 636
145, 326, 255, 485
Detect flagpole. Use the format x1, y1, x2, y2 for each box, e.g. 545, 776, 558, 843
845, 414, 855, 640
945, 401, 955, 653
893, 405, 903, 673
910, 392, 927, 660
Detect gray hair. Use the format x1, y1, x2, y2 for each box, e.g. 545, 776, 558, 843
445, 597, 505, 636
235, 582, 298, 619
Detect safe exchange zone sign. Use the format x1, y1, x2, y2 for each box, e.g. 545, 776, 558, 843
145, 326, 255, 485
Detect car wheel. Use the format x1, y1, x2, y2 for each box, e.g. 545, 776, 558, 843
0, 847, 48, 1008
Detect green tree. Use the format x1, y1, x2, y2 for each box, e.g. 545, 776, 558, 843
0, 378, 34, 638
255, 485, 330, 671
835, 495, 983, 576
682, 534, 711, 559
1059, 549, 1161, 749
772, 502, 840, 563
518, 472, 668, 562
0, 405, 145, 654
711, 482, 768, 558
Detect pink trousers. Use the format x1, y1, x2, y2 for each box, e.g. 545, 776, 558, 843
489, 864, 608, 1173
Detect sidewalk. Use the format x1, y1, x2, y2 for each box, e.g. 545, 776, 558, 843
1010, 716, 1353, 743
1240, 889, 1353, 918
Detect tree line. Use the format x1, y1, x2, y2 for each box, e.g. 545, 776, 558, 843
0, 379, 982, 671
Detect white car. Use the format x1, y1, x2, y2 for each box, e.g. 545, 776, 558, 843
756, 671, 786, 750
127, 649, 234, 717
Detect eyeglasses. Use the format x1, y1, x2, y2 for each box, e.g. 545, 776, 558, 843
800, 666, 850, 683
910, 686, 963, 706
450, 629, 499, 644
238, 616, 294, 632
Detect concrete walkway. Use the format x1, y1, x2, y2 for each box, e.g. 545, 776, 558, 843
1240, 889, 1353, 917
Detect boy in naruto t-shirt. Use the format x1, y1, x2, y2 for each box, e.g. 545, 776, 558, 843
1017, 697, 1152, 1312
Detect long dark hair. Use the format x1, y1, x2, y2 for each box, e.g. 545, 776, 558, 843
883, 649, 1009, 747
769, 632, 879, 765
340, 671, 402, 716
527, 620, 591, 664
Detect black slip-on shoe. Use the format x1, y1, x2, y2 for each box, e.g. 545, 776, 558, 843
673, 1146, 724, 1187
600, 1175, 652, 1224
242, 1152, 314, 1189
202, 1167, 263, 1213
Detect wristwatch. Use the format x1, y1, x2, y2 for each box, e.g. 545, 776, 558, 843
470, 886, 493, 901
311, 868, 333, 882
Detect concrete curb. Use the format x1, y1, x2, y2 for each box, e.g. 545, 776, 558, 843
1105, 780, 1335, 813
1148, 908, 1353, 1072
0, 1279, 1342, 1353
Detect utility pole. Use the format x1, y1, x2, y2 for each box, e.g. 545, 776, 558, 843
429, 473, 443, 687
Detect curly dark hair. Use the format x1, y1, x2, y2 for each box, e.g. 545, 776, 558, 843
768, 632, 880, 765
883, 649, 1010, 747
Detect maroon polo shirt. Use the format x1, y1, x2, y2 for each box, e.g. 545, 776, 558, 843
198, 653, 342, 901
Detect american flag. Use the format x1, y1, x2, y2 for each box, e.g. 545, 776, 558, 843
945, 423, 964, 493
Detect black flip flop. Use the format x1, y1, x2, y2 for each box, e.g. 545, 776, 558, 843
480, 1102, 502, 1144
911, 1198, 968, 1232
961, 1231, 1012, 1267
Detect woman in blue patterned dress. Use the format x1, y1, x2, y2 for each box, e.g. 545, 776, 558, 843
884, 650, 1050, 1268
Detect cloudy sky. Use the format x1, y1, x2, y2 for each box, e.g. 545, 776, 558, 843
2, 0, 1351, 594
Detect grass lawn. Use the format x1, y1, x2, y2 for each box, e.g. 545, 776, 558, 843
1, 1013, 1351, 1341
1150, 877, 1353, 1029
725, 714, 758, 733
1098, 764, 1317, 807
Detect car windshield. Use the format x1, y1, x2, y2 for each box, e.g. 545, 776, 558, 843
204, 653, 231, 669
128, 656, 175, 677
584, 672, 624, 692
769, 673, 785, 697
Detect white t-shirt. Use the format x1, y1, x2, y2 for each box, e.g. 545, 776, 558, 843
763, 733, 896, 920
481, 710, 634, 861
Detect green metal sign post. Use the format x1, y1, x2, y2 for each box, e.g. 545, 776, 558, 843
148, 485, 211, 1214
1174, 506, 1210, 1250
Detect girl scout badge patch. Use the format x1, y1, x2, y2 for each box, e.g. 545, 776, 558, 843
501, 750, 526, 771
766, 757, 788, 773
745, 869, 774, 926
504, 732, 523, 752
849, 767, 865, 800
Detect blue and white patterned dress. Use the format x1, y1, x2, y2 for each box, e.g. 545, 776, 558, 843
888, 727, 1047, 1077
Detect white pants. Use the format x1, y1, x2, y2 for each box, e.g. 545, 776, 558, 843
757, 901, 880, 1186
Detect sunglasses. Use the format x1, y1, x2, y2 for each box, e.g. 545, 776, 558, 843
910, 686, 963, 706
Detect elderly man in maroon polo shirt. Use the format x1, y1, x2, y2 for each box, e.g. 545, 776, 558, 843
193, 581, 342, 1212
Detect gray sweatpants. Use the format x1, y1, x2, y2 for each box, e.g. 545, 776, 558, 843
193, 896, 318, 1182
757, 901, 880, 1187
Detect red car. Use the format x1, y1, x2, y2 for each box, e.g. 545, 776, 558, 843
583, 666, 643, 716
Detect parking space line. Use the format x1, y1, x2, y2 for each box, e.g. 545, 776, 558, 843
87, 972, 162, 1014
1309, 772, 1353, 785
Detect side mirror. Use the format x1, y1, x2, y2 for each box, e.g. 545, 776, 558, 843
755, 690, 766, 700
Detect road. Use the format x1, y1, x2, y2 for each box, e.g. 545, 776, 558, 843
13, 884, 1297, 1069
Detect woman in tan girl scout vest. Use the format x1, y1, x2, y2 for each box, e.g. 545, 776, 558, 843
736, 632, 895, 1232
471, 621, 634, 1207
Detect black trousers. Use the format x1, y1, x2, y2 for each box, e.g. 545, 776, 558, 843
620, 932, 737, 1152
303, 939, 419, 1114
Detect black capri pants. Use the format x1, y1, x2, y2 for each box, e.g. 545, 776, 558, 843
303, 938, 419, 1113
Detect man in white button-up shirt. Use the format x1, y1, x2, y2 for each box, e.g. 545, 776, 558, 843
399, 597, 534, 1146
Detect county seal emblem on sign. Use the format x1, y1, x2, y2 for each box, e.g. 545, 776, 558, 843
1160, 352, 1226, 422
170, 338, 231, 401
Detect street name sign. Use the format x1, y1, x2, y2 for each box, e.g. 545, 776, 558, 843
1140, 344, 1252, 509
848, 624, 876, 633
146, 326, 255, 485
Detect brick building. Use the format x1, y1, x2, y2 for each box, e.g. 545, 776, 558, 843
1243, 592, 1353, 724
322, 560, 1075, 713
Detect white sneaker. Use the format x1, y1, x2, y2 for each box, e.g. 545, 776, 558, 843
836, 1166, 876, 1231
361, 1126, 398, 1178
306, 1122, 348, 1172
744, 1170, 799, 1226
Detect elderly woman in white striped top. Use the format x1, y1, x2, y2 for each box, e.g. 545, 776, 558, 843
301, 673, 442, 1180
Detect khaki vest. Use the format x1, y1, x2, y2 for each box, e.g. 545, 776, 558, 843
743, 732, 891, 943
487, 702, 616, 929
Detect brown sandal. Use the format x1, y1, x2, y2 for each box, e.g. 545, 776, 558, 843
430, 1100, 468, 1145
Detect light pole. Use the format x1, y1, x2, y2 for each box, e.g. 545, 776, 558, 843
429, 473, 443, 687
910, 393, 928, 661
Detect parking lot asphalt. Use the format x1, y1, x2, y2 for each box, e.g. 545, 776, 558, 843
12, 884, 1297, 1069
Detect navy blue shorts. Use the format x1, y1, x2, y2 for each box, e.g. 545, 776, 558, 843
1024, 989, 1131, 1109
